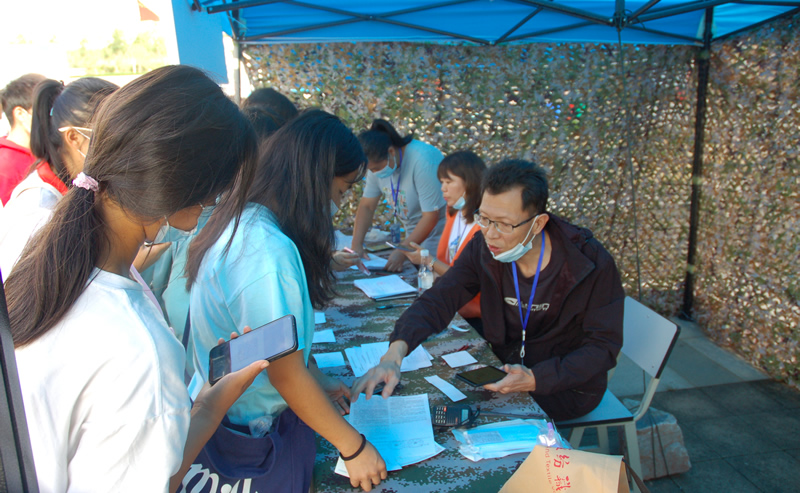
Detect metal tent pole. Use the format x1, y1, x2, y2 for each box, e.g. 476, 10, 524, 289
682, 7, 714, 319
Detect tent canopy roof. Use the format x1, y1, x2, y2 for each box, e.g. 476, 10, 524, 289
197, 0, 799, 46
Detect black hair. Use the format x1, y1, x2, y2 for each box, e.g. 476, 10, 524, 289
7, 65, 258, 347
187, 109, 366, 308
1, 73, 45, 125
437, 150, 487, 222
29, 78, 118, 184
482, 159, 549, 215
241, 88, 298, 140
357, 118, 413, 162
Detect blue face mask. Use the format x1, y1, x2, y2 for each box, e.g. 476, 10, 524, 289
452, 195, 466, 210
373, 152, 397, 179
490, 215, 541, 263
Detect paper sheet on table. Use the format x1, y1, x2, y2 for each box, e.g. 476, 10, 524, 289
442, 351, 478, 368
314, 312, 326, 324
350, 253, 388, 271
314, 352, 346, 368
424, 375, 467, 402
313, 329, 335, 343
334, 394, 443, 478
346, 342, 432, 377
335, 230, 352, 251
353, 275, 416, 300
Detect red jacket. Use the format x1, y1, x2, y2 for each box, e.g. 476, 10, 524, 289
391, 214, 624, 399
436, 210, 481, 319
0, 137, 37, 205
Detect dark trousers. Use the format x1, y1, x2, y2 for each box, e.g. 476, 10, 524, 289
532, 387, 604, 422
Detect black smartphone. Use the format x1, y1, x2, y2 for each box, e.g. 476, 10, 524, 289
208, 314, 298, 385
385, 241, 415, 252
455, 366, 507, 386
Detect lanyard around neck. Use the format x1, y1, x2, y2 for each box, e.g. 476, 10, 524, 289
389, 148, 403, 220
511, 231, 546, 360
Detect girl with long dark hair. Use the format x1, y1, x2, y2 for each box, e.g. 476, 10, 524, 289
350, 118, 447, 271
186, 109, 387, 492
0, 77, 117, 277
7, 65, 264, 492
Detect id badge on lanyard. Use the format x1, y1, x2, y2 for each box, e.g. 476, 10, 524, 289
512, 233, 546, 360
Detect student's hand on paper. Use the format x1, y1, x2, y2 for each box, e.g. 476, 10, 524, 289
401, 242, 423, 265
332, 250, 361, 271
319, 374, 351, 415
193, 327, 268, 421
345, 440, 387, 492
483, 364, 536, 394
384, 249, 406, 272
350, 360, 402, 400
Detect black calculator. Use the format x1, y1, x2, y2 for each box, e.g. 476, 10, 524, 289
432, 405, 475, 427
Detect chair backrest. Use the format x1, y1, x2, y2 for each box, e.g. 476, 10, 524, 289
621, 297, 680, 380
0, 278, 39, 492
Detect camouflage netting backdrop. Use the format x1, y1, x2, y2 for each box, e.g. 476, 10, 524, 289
243, 13, 799, 388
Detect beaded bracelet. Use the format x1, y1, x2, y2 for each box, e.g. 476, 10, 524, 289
340, 434, 367, 461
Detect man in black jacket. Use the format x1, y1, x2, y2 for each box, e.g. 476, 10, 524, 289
351, 159, 624, 421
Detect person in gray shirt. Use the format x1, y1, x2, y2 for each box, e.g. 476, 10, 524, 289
351, 119, 446, 271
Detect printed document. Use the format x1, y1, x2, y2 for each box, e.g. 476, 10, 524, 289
345, 341, 432, 377
350, 253, 388, 271
353, 275, 416, 300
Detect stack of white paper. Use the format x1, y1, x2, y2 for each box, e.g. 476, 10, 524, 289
353, 275, 416, 300
345, 341, 432, 377
349, 253, 389, 271
335, 394, 444, 476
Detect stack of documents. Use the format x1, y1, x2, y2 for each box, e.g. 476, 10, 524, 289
353, 275, 416, 301
335, 394, 444, 475
345, 341, 432, 377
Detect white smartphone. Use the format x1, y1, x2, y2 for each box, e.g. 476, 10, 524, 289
208, 314, 298, 384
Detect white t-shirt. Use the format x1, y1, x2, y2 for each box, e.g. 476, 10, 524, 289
362, 139, 446, 251
190, 203, 314, 426
15, 268, 191, 493
446, 212, 472, 262
0, 171, 60, 278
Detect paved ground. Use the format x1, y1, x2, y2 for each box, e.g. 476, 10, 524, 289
605, 317, 800, 493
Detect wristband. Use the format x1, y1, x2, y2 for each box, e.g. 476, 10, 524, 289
340, 434, 367, 461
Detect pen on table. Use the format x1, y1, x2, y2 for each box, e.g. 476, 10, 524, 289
343, 247, 370, 276
376, 303, 413, 310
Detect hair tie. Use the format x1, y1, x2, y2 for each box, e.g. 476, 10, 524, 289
72, 172, 99, 192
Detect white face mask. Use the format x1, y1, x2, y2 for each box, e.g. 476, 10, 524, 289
330, 200, 339, 217
373, 152, 397, 179
452, 194, 466, 210
490, 215, 541, 263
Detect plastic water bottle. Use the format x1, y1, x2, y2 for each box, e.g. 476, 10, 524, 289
418, 249, 434, 294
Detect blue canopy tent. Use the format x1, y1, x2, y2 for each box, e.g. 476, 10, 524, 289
171, 0, 798, 316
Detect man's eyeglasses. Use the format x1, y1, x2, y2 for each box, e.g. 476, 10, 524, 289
474, 211, 537, 235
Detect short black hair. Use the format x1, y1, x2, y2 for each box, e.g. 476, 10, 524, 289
482, 159, 548, 215
1, 73, 46, 125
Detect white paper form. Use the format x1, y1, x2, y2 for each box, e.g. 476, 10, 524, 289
346, 342, 432, 377
353, 275, 416, 300
442, 351, 478, 368
314, 352, 346, 368
312, 329, 335, 343
334, 394, 443, 477
424, 375, 467, 402
349, 253, 388, 271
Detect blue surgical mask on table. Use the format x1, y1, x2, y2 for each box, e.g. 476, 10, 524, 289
452, 194, 466, 210
373, 152, 397, 179
490, 215, 541, 263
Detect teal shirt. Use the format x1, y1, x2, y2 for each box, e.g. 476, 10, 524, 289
190, 203, 313, 425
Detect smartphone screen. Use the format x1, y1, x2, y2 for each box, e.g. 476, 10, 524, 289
385, 241, 414, 252
208, 314, 298, 384
456, 366, 507, 386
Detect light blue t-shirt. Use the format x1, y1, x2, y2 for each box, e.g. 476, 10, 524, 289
190, 203, 313, 425
363, 139, 446, 251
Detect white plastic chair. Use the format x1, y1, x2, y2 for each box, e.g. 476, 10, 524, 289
556, 296, 680, 490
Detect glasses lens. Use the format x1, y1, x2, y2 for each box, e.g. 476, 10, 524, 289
475, 213, 487, 227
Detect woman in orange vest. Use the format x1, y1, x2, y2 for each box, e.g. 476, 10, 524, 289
402, 150, 486, 331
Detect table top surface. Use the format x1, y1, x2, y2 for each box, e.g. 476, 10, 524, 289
311, 262, 548, 493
